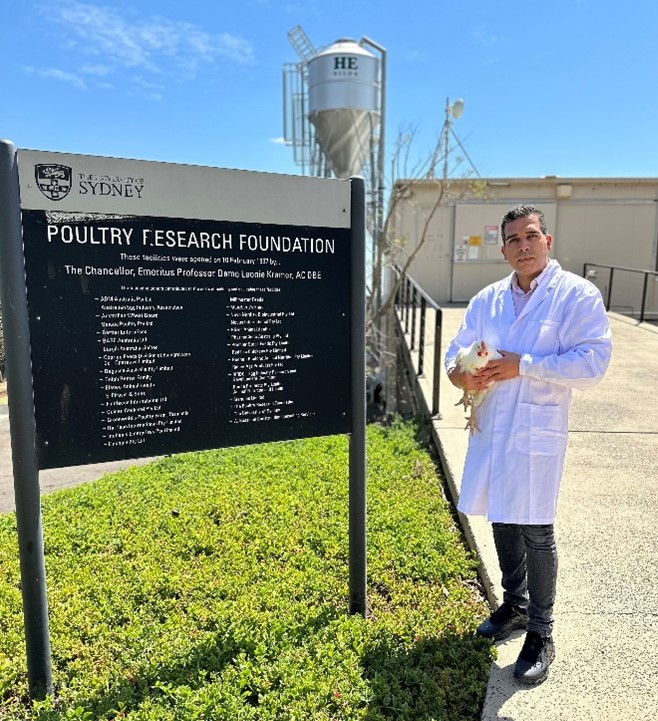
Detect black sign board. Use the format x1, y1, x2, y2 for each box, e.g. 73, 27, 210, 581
22, 210, 351, 468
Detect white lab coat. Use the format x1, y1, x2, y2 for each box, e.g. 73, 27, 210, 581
445, 260, 612, 524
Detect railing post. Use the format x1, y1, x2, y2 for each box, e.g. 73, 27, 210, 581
410, 285, 417, 351
606, 267, 614, 311
432, 308, 442, 418
418, 297, 427, 376
640, 272, 649, 323
404, 276, 411, 332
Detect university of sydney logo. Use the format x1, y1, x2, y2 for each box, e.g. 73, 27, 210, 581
35, 164, 72, 201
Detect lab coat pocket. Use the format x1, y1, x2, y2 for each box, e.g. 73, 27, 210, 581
514, 403, 567, 455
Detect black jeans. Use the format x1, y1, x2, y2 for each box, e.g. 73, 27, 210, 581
492, 522, 557, 637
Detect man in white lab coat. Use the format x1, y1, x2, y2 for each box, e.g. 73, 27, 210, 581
445, 205, 612, 685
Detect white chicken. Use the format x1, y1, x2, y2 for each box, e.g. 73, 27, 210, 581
454, 339, 502, 434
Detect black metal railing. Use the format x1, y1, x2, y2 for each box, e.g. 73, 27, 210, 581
394, 271, 443, 417
584, 263, 658, 323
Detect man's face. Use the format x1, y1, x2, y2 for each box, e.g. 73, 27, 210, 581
500, 214, 552, 283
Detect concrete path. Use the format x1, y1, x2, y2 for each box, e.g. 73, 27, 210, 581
427, 309, 658, 721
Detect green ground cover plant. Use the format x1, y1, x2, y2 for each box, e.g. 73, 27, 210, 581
0, 421, 493, 720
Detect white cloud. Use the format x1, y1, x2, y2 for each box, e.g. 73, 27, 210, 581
33, 0, 255, 94
24, 66, 87, 89
80, 63, 113, 76
132, 76, 166, 93
469, 25, 505, 49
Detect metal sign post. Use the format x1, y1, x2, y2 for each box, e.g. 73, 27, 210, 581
349, 177, 367, 617
0, 140, 53, 699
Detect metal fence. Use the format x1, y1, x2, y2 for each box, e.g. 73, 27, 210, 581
394, 271, 443, 417
584, 263, 658, 323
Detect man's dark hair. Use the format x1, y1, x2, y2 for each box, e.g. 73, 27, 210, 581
500, 205, 547, 242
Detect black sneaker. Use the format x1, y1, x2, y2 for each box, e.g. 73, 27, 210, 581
476, 602, 528, 641
513, 631, 555, 685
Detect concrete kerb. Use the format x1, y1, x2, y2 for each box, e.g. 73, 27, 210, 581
431, 425, 502, 609
395, 309, 502, 609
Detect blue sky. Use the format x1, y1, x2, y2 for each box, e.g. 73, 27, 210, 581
2, 0, 657, 180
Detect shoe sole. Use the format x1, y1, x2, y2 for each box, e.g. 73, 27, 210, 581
514, 645, 556, 685
493, 619, 527, 642
515, 667, 550, 685
477, 617, 528, 642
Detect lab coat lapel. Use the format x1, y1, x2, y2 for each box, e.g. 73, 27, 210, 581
499, 274, 516, 326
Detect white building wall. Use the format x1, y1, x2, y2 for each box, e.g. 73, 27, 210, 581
392, 177, 658, 318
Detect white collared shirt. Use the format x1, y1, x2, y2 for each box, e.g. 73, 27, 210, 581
510, 264, 548, 317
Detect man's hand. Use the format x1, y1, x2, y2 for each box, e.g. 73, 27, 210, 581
475, 350, 521, 383
448, 365, 494, 392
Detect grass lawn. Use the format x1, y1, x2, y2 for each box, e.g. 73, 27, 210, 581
0, 420, 493, 720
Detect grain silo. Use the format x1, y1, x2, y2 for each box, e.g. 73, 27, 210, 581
283, 26, 385, 185
307, 38, 380, 179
